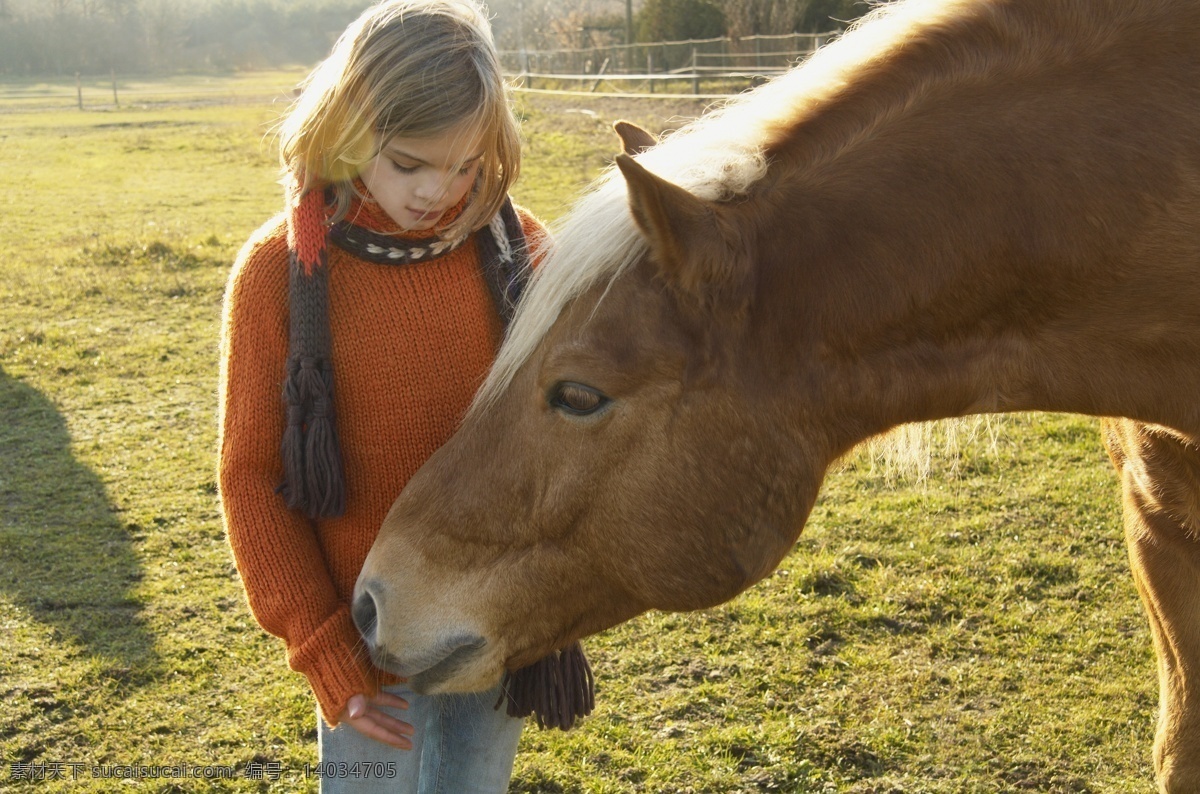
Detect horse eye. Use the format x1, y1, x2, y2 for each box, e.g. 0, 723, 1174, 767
549, 382, 610, 416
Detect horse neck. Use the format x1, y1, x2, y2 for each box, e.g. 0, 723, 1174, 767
747, 1, 1200, 445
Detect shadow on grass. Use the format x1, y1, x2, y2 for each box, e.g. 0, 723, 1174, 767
0, 364, 158, 678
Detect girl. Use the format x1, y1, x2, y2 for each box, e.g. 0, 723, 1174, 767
218, 1, 542, 790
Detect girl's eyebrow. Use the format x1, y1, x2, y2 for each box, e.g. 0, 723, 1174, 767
383, 145, 485, 167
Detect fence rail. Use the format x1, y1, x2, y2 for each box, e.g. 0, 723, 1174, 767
501, 30, 838, 98
499, 30, 837, 75
510, 69, 784, 97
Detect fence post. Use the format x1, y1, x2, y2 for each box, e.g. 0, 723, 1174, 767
590, 58, 610, 92
647, 52, 654, 94
76, 72, 83, 110
111, 68, 119, 108
692, 47, 699, 94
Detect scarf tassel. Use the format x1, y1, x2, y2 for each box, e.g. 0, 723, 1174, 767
496, 640, 595, 730
280, 355, 345, 519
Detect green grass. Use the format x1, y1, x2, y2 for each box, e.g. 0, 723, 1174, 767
0, 76, 1157, 792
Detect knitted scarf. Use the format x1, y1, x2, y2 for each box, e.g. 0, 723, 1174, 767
281, 176, 593, 731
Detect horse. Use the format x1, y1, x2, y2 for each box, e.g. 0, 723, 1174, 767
353, 0, 1200, 787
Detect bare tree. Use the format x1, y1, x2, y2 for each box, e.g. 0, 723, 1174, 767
722, 0, 811, 38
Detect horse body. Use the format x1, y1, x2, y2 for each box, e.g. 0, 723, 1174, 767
355, 0, 1200, 787
751, 1, 1200, 435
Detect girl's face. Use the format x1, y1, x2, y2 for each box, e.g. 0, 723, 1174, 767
361, 120, 486, 232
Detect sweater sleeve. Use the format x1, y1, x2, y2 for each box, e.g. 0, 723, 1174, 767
217, 217, 376, 725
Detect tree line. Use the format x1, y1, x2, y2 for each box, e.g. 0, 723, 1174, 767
0, 0, 867, 76
634, 0, 860, 46
0, 0, 365, 75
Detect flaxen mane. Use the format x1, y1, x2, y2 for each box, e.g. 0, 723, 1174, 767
474, 0, 994, 410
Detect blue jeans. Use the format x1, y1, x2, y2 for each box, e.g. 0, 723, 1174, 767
317, 683, 524, 794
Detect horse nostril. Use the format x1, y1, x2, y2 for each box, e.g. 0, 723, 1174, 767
352, 587, 379, 641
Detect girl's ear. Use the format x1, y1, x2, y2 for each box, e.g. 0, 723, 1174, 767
613, 120, 657, 155
614, 153, 752, 309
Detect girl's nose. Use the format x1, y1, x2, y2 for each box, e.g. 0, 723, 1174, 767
412, 172, 444, 202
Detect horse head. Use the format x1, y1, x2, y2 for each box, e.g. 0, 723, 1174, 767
353, 121, 831, 693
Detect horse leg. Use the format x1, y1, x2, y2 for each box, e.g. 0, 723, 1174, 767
1103, 418, 1200, 792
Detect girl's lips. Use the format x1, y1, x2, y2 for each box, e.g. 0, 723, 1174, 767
409, 207, 443, 222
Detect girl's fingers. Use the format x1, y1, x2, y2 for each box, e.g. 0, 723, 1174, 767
366, 706, 415, 739
348, 710, 417, 748
348, 694, 370, 720
372, 691, 410, 710
348, 702, 415, 750
339, 691, 416, 749
353, 713, 413, 750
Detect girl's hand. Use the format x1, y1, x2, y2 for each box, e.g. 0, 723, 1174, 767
340, 691, 415, 750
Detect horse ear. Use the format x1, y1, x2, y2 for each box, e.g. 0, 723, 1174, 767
615, 153, 749, 305
613, 120, 657, 155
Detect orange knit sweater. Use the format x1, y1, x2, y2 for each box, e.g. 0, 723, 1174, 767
218, 194, 544, 724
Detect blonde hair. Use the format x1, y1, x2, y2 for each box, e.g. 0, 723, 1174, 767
277, 0, 520, 238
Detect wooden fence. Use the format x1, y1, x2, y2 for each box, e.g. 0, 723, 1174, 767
500, 31, 838, 98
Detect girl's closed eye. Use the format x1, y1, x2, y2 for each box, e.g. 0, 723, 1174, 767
389, 160, 472, 176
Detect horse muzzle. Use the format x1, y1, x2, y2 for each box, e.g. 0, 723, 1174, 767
352, 579, 494, 693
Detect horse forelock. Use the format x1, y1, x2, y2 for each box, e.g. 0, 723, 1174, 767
470, 0, 995, 413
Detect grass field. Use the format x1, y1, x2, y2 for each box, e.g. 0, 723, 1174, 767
0, 74, 1159, 792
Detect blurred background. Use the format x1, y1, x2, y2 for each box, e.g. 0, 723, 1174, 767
0, 0, 863, 76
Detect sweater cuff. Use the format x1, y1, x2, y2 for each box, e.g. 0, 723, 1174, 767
287, 605, 377, 726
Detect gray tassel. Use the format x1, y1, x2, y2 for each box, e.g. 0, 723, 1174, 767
496, 640, 595, 730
